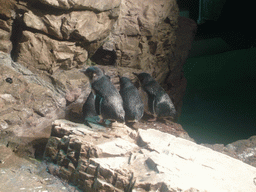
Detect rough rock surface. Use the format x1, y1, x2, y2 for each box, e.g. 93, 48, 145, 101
100, 0, 196, 114
38, 0, 121, 11
15, 0, 119, 75
17, 30, 88, 74
165, 16, 196, 115
0, 0, 197, 118
204, 136, 256, 168
44, 119, 256, 192
102, 0, 179, 79
0, 51, 92, 154
0, 0, 16, 54
0, 51, 67, 155
0, 144, 78, 192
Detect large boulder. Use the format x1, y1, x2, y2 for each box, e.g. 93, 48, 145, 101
44, 119, 256, 192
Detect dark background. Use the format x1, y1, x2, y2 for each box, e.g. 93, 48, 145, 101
177, 0, 256, 144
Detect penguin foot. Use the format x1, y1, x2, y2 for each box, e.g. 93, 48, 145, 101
147, 117, 157, 122
125, 122, 137, 129
84, 116, 108, 128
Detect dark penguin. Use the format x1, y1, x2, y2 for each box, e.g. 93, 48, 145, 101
119, 76, 144, 123
82, 75, 111, 119
133, 72, 176, 121
82, 91, 98, 119
81, 66, 125, 123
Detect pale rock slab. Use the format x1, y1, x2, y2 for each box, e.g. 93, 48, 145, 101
45, 119, 256, 191
137, 129, 256, 191
39, 0, 121, 12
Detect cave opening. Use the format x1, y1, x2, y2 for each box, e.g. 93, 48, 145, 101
10, 11, 23, 62
90, 46, 117, 66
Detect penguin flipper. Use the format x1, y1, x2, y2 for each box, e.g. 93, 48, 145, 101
95, 93, 103, 116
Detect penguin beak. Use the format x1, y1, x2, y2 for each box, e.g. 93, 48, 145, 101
132, 72, 139, 77
80, 67, 92, 79
80, 68, 87, 73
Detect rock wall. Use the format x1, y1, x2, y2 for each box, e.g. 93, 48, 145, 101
0, 51, 66, 155
0, 0, 197, 117
14, 0, 120, 76
0, 0, 197, 162
2, 1, 256, 191
0, 0, 15, 53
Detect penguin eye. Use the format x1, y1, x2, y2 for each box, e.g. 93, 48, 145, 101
93, 73, 97, 77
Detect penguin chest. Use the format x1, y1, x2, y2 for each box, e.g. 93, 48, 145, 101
154, 93, 175, 117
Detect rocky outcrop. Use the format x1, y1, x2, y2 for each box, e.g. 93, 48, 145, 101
44, 119, 256, 192
0, 0, 16, 54
204, 136, 256, 168
17, 30, 88, 74
0, 51, 88, 155
0, 1, 199, 190
0, 144, 77, 192
101, 0, 179, 80
14, 0, 120, 76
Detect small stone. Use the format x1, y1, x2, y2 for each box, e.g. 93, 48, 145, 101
5, 77, 13, 84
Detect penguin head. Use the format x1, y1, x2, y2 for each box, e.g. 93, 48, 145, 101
133, 72, 154, 86
81, 66, 104, 83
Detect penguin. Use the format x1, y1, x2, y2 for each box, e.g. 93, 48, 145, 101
82, 74, 111, 119
133, 72, 176, 121
82, 91, 98, 119
81, 66, 125, 123
119, 76, 144, 123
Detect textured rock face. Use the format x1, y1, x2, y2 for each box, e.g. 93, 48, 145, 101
23, 9, 116, 42
17, 31, 88, 73
102, 0, 179, 80
45, 119, 256, 192
100, 1, 196, 114
14, 0, 120, 75
0, 0, 15, 54
38, 0, 121, 11
0, 0, 197, 118
204, 136, 256, 168
0, 0, 197, 185
0, 51, 81, 155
